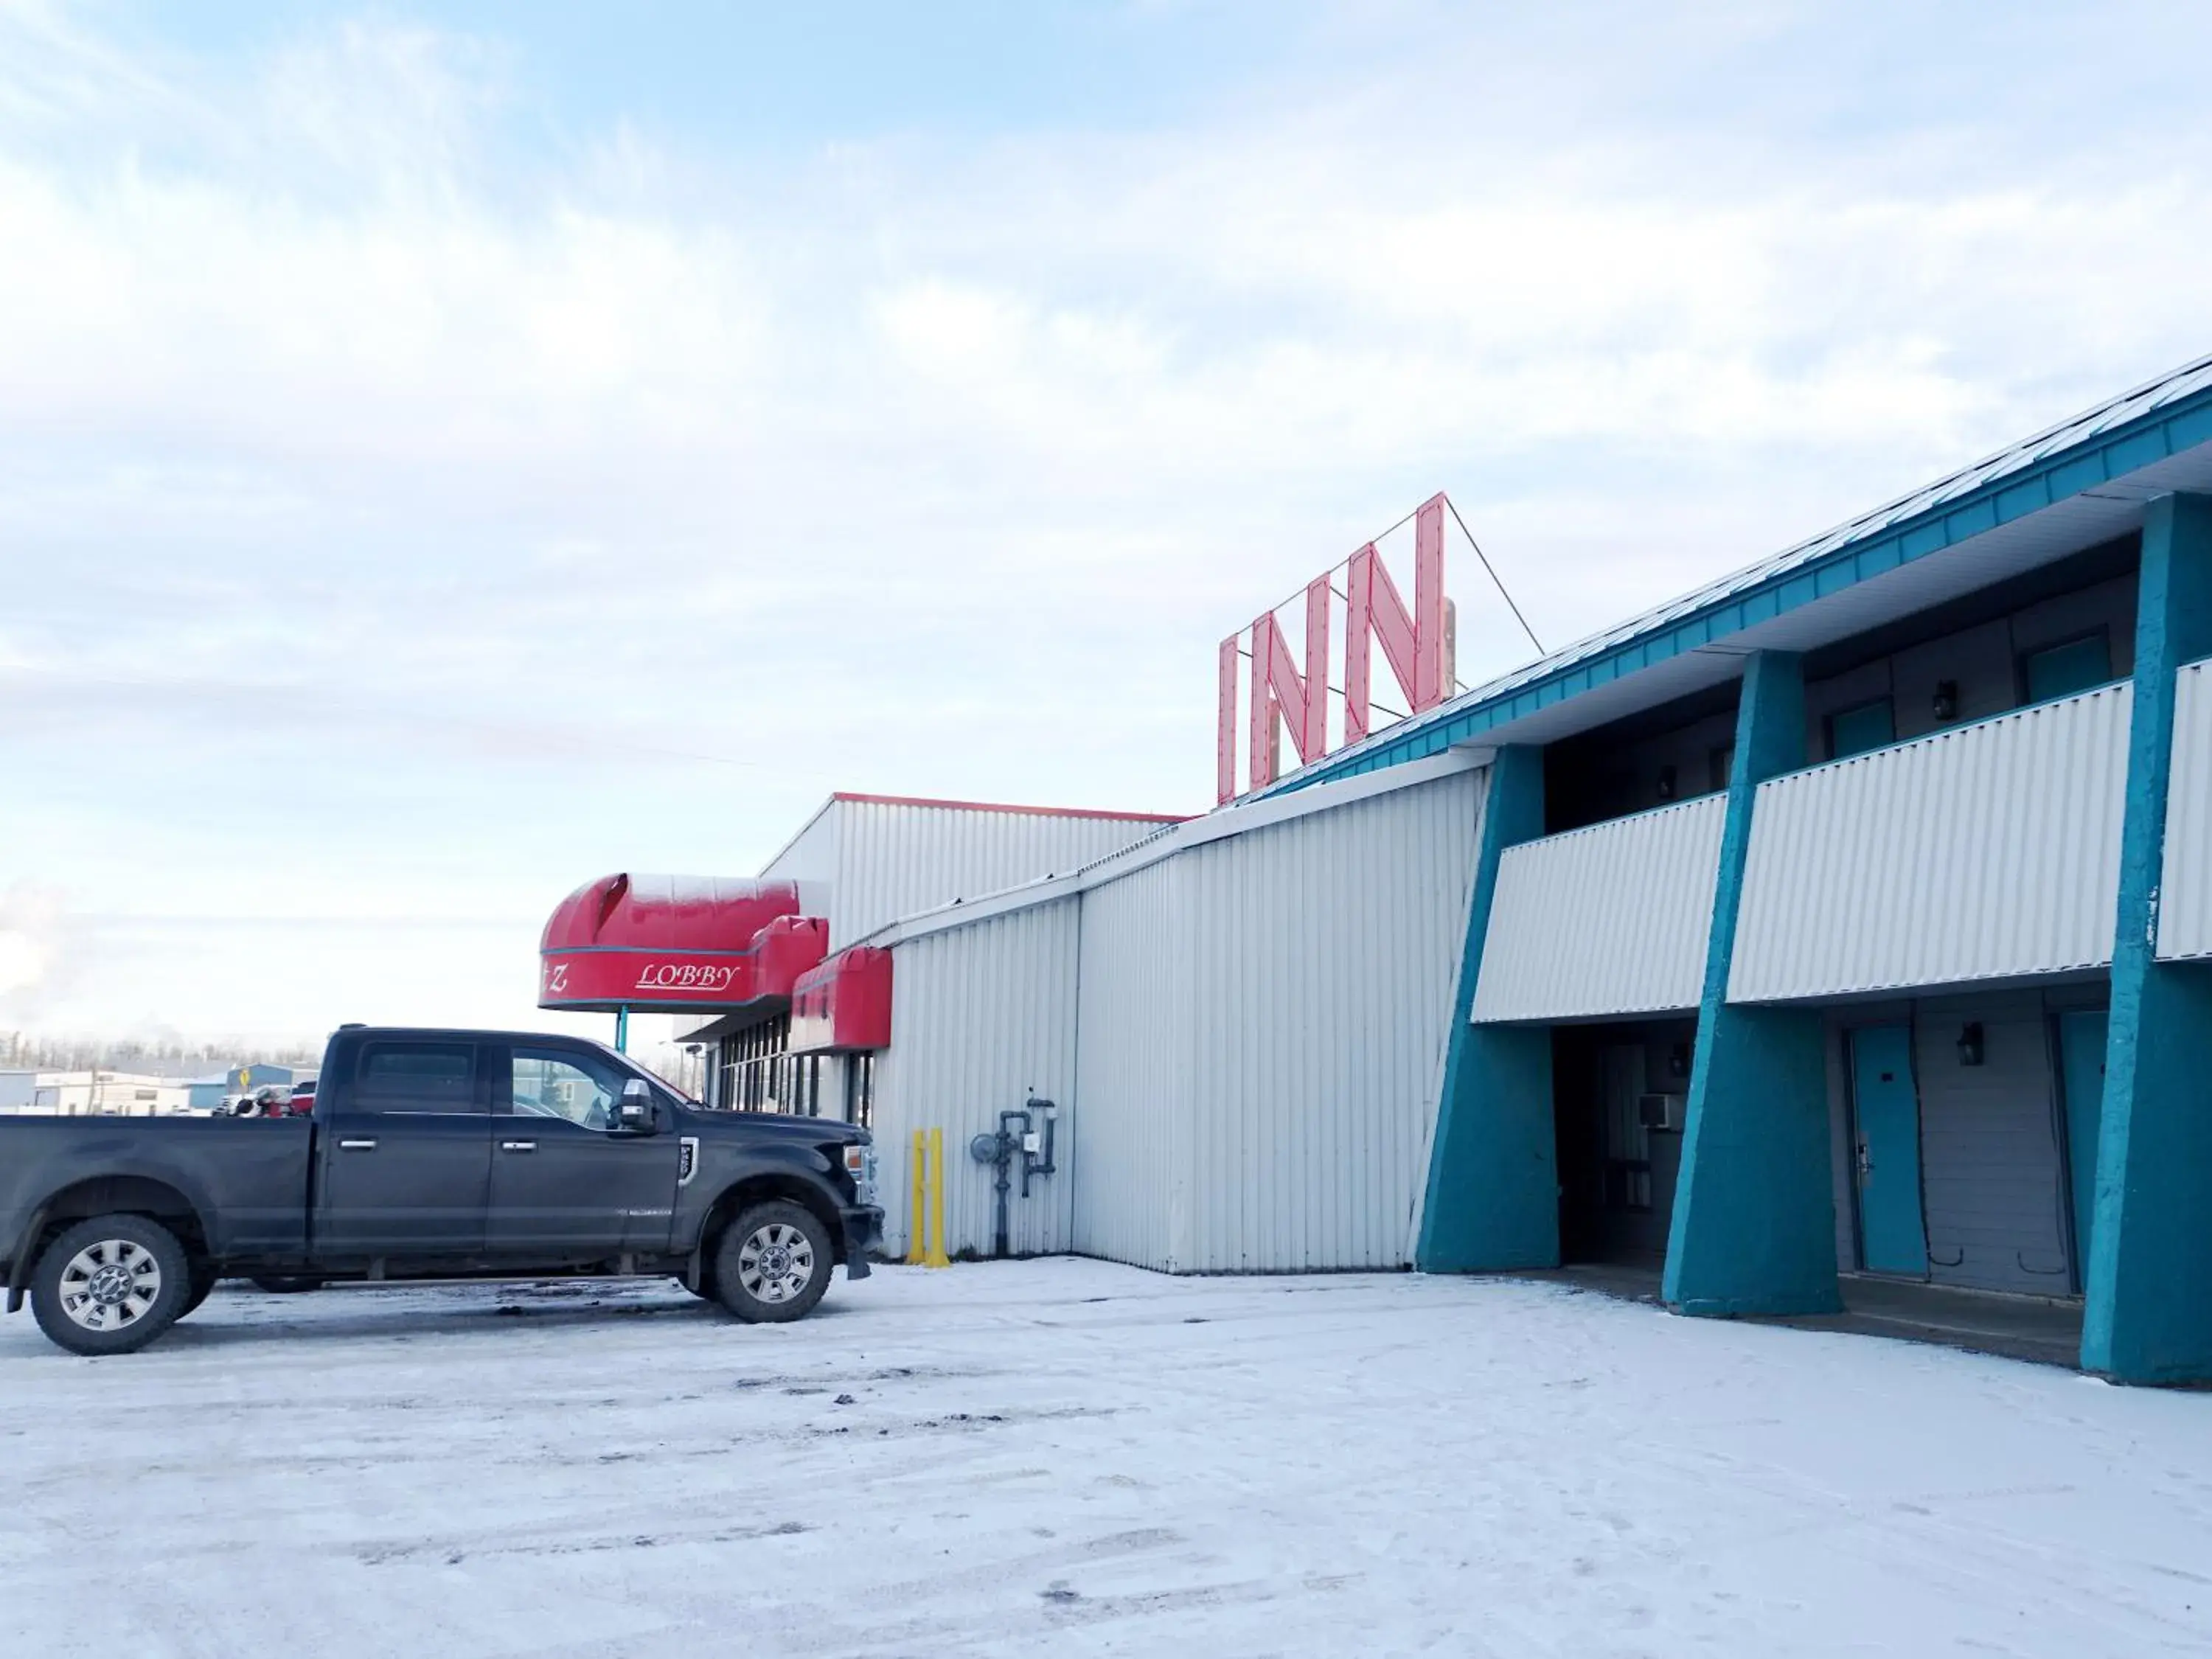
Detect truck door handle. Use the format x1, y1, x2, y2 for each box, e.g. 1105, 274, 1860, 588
501, 1140, 537, 1152
338, 1138, 378, 1151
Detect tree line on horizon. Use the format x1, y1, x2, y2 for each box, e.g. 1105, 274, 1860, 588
0, 1031, 321, 1076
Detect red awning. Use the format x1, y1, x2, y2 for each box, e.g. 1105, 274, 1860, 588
538, 874, 828, 1014
789, 947, 893, 1053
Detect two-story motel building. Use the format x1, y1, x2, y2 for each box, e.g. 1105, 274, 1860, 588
546, 355, 2212, 1384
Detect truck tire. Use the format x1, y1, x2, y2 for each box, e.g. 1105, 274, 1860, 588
30, 1214, 192, 1356
249, 1276, 324, 1294
183, 1262, 219, 1315
713, 1201, 832, 1324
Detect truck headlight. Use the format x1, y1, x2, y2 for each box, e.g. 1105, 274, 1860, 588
844, 1144, 877, 1203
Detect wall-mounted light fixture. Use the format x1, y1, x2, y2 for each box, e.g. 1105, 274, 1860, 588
1668, 1041, 1691, 1079
1956, 1023, 1985, 1067
1933, 680, 1961, 722
1656, 764, 1678, 801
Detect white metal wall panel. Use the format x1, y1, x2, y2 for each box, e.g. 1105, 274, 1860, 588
832, 801, 1172, 947
2160, 656, 2212, 960
844, 760, 1484, 1276
759, 803, 840, 887
1729, 684, 2132, 1001
1178, 768, 1486, 1272
1071, 858, 1195, 1273
872, 899, 1081, 1260
1471, 796, 1728, 1024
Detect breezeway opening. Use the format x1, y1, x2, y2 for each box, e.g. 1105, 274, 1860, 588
1549, 1018, 1700, 1271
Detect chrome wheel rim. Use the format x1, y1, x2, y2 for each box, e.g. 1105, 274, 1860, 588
58, 1239, 164, 1332
737, 1222, 815, 1304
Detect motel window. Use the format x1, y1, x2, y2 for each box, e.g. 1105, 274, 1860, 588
718, 1015, 794, 1113
1827, 698, 1896, 760
2022, 630, 2112, 704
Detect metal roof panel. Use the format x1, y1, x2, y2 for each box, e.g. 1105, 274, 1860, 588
1273, 352, 2212, 795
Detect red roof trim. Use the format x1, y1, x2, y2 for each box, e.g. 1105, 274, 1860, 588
830, 791, 1187, 824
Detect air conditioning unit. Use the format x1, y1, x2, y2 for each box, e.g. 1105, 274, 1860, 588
1638, 1093, 1685, 1133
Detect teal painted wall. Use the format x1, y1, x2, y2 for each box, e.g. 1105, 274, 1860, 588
1663, 651, 1843, 1316
1416, 746, 1559, 1271
2081, 491, 2212, 1384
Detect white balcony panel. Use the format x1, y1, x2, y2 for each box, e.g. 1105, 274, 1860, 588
1730, 683, 2132, 1002
2160, 655, 2212, 961
1472, 796, 1727, 1023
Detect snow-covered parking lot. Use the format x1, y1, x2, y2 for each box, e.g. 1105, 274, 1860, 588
4, 1260, 2209, 1658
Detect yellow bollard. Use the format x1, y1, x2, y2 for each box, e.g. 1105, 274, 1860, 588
905, 1130, 928, 1266
922, 1127, 951, 1269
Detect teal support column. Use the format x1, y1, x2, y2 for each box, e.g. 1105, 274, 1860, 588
1662, 651, 1841, 1317
1417, 746, 1558, 1271
2082, 491, 2212, 1384
614, 1005, 630, 1053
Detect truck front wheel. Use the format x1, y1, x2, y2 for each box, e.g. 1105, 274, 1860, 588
182, 1262, 219, 1315
713, 1202, 832, 1324
30, 1214, 192, 1356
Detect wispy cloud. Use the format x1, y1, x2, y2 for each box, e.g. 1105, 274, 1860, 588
2, 1, 2208, 1038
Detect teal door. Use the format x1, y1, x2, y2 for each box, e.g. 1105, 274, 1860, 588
1850, 1025, 1928, 1276
2058, 1009, 2109, 1290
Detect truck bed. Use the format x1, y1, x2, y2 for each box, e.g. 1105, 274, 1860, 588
1, 1116, 316, 1279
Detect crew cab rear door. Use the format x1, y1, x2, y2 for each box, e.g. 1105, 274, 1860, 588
316, 1039, 493, 1256
484, 1042, 680, 1259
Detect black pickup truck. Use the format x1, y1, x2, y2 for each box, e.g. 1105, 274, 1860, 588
1, 1025, 882, 1355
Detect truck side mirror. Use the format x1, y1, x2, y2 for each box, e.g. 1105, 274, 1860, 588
615, 1079, 657, 1135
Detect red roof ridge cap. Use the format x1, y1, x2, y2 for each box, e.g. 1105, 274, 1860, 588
830, 790, 1189, 824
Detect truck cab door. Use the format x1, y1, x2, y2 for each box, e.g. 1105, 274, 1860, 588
316, 1039, 493, 1258
486, 1043, 681, 1261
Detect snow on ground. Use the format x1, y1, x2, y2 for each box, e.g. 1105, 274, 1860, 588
4, 1261, 2210, 1658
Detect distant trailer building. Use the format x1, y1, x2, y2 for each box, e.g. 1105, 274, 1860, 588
19, 1071, 191, 1116
543, 355, 2212, 1385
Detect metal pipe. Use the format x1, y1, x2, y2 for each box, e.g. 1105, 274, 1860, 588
1028, 1097, 1058, 1178
993, 1107, 1031, 1258
970, 1099, 1062, 1260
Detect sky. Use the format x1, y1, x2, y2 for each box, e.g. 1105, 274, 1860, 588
3, 0, 2211, 1051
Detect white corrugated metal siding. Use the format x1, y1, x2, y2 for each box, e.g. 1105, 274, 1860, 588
1175, 768, 1486, 1271
2159, 656, 2212, 960
838, 762, 1484, 1276
832, 801, 1173, 947
1070, 857, 1195, 1273
1729, 683, 2132, 1001
872, 899, 1081, 1260
758, 801, 841, 886
1470, 796, 1727, 1023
